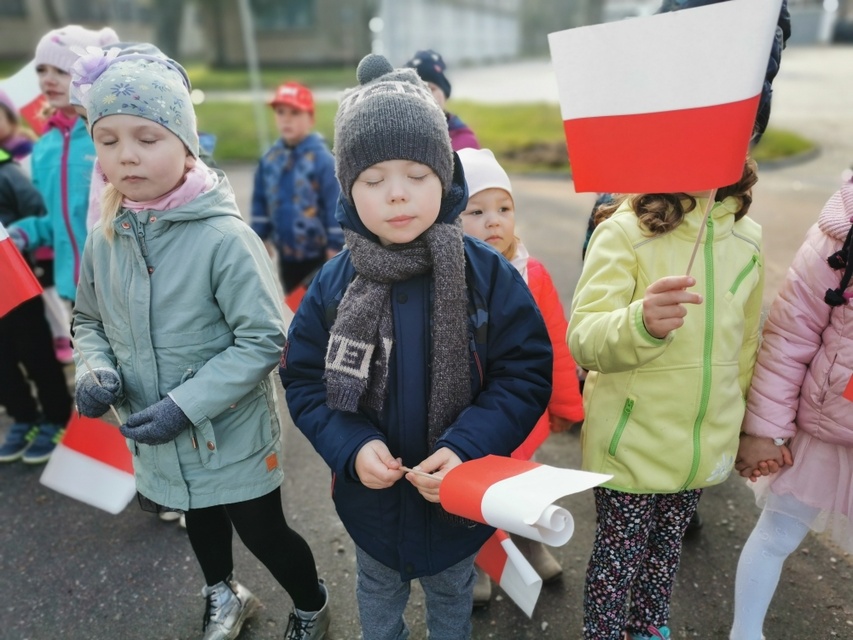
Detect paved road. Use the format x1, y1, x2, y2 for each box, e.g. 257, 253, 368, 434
2, 46, 853, 639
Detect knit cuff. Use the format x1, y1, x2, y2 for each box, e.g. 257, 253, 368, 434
325, 383, 363, 413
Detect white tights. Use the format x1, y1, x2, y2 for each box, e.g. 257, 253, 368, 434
730, 508, 810, 640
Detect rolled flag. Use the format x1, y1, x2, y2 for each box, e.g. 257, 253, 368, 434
0, 61, 48, 135
40, 412, 136, 515
476, 530, 542, 618
548, 0, 783, 193
439, 455, 611, 545
0, 221, 42, 317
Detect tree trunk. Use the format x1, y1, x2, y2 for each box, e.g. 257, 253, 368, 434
153, 0, 185, 58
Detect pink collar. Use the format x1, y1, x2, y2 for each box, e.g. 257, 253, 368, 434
123, 161, 216, 212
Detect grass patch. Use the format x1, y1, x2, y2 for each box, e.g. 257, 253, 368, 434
186, 64, 353, 92
192, 99, 817, 173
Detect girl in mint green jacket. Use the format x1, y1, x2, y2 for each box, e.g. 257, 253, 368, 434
569, 159, 764, 640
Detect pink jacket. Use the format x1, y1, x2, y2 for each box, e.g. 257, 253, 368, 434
743, 183, 853, 446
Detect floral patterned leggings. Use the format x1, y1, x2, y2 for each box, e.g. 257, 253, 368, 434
583, 486, 702, 640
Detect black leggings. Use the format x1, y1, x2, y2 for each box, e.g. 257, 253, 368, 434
184, 487, 324, 612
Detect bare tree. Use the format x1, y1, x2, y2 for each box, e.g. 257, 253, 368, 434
153, 0, 185, 58
41, 0, 61, 27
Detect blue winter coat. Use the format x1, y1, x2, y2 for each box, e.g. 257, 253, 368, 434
250, 132, 343, 262
280, 160, 553, 580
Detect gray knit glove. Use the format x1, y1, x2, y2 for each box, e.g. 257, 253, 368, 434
120, 397, 192, 445
75, 369, 121, 418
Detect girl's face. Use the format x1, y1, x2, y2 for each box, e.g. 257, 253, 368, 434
460, 187, 516, 256
273, 105, 314, 146
351, 160, 442, 246
93, 114, 193, 202
425, 82, 447, 110
36, 64, 72, 111
0, 107, 14, 143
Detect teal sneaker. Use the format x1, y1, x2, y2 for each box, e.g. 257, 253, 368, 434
0, 423, 38, 462
629, 626, 671, 640
21, 423, 65, 465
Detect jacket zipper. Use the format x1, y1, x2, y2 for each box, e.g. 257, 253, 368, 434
469, 331, 483, 387
684, 215, 715, 488
729, 254, 760, 296
59, 126, 82, 286
608, 397, 634, 457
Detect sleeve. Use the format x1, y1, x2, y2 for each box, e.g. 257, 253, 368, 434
434, 260, 553, 462
738, 249, 765, 398
8, 207, 53, 251
279, 264, 385, 479
317, 150, 344, 251
568, 218, 670, 373
0, 166, 45, 223
743, 224, 834, 440
167, 227, 287, 423
530, 261, 584, 423
250, 159, 271, 240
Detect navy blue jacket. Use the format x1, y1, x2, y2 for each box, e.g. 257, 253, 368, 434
280, 160, 552, 579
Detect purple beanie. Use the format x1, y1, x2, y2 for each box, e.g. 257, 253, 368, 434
35, 25, 119, 73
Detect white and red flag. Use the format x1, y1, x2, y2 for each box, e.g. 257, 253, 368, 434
439, 455, 610, 545
40, 412, 136, 514
0, 221, 42, 317
476, 530, 542, 617
0, 61, 47, 135
548, 0, 783, 193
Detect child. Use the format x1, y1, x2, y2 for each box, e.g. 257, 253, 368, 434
251, 81, 342, 297
729, 177, 853, 640
568, 159, 764, 640
456, 147, 584, 603
405, 49, 480, 151
0, 144, 73, 464
280, 54, 553, 640
0, 89, 35, 164
70, 47, 329, 640
9, 25, 119, 372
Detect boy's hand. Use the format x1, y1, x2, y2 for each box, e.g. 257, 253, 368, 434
354, 440, 404, 489
642, 276, 703, 339
406, 447, 462, 503
735, 434, 793, 481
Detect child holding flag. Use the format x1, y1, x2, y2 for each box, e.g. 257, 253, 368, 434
568, 159, 764, 640
70, 46, 329, 639
280, 54, 552, 640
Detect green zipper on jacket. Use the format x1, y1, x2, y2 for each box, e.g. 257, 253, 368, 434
684, 215, 715, 488
729, 254, 759, 296
608, 397, 634, 457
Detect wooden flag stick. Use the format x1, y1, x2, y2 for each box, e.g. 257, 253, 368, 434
685, 188, 718, 277
76, 347, 123, 425
400, 465, 443, 481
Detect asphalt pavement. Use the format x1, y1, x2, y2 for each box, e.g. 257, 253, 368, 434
1, 45, 853, 640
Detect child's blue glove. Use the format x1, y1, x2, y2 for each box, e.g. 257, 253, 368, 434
120, 397, 192, 446
75, 369, 122, 418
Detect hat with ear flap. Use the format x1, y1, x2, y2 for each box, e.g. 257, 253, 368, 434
333, 53, 454, 202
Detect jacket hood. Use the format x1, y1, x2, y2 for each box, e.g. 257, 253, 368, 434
818, 182, 853, 242
127, 169, 243, 225
334, 151, 468, 242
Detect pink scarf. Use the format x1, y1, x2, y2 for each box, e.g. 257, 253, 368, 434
122, 160, 216, 212
46, 109, 78, 133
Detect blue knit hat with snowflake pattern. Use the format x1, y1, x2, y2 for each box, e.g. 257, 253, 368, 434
76, 51, 199, 157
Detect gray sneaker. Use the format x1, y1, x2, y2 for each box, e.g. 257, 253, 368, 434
201, 575, 260, 640
284, 580, 330, 640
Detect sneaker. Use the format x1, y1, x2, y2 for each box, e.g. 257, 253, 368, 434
159, 509, 182, 523
179, 512, 187, 528
21, 423, 64, 464
285, 579, 330, 640
628, 625, 671, 639
472, 566, 492, 609
510, 534, 563, 583
54, 337, 74, 364
201, 574, 259, 640
0, 423, 38, 462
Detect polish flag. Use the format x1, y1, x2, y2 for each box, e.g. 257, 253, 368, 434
440, 455, 610, 545
548, 0, 783, 193
476, 530, 542, 617
0, 61, 47, 135
0, 221, 42, 317
40, 412, 137, 514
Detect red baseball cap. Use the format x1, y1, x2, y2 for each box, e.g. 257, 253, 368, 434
269, 82, 314, 113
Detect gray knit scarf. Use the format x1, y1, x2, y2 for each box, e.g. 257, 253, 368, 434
325, 222, 470, 450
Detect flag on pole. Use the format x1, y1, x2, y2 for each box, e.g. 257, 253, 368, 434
548, 0, 783, 193
40, 412, 137, 515
439, 455, 611, 545
0, 221, 42, 317
0, 60, 48, 135
476, 530, 542, 617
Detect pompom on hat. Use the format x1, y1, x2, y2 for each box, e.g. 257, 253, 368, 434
456, 148, 512, 199
405, 49, 452, 99
35, 25, 119, 73
333, 53, 454, 202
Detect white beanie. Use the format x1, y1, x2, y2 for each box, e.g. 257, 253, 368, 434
456, 148, 512, 198
35, 25, 119, 73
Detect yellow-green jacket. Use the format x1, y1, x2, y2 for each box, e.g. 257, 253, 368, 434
569, 197, 763, 493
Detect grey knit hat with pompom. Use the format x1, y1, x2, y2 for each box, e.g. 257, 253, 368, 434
334, 54, 454, 202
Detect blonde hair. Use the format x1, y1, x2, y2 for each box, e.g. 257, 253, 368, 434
100, 183, 124, 241
501, 236, 520, 261
594, 158, 759, 236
